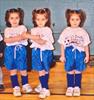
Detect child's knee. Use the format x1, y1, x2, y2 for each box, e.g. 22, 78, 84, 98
39, 70, 46, 76
20, 70, 27, 76
67, 70, 75, 74
10, 70, 17, 75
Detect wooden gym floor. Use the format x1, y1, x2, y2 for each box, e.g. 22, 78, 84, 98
0, 62, 94, 100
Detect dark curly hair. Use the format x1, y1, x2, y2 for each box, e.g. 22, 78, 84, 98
5, 8, 24, 27
32, 8, 51, 27
65, 9, 86, 27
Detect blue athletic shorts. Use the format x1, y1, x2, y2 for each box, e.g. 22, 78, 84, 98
4, 45, 27, 70
65, 46, 86, 71
32, 48, 53, 71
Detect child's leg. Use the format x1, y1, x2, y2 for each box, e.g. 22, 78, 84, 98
66, 70, 74, 96
20, 70, 28, 85
35, 72, 49, 93
75, 50, 85, 88
45, 72, 49, 89
20, 70, 32, 93
0, 67, 4, 90
39, 70, 46, 89
39, 70, 50, 98
75, 70, 82, 88
73, 70, 82, 96
67, 70, 75, 87
40, 50, 52, 89
10, 69, 21, 97
10, 69, 19, 88
39, 71, 49, 89
0, 67, 3, 84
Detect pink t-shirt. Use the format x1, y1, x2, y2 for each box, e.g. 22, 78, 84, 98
30, 27, 54, 50
58, 27, 91, 51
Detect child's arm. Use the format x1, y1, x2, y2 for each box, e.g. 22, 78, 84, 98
60, 44, 66, 62
34, 39, 46, 45
22, 32, 40, 40
4, 35, 23, 43
0, 40, 5, 58
84, 45, 90, 63
0, 53, 3, 58
22, 32, 46, 45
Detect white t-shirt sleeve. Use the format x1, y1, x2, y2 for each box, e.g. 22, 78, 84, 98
4, 28, 10, 38
58, 29, 66, 45
30, 28, 37, 35
0, 34, 3, 41
46, 28, 54, 43
83, 30, 91, 46
30, 28, 36, 42
20, 25, 27, 34
58, 33, 64, 44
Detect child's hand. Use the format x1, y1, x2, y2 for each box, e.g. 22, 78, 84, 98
84, 56, 89, 63
0, 53, 3, 58
38, 39, 46, 45
21, 32, 29, 39
60, 56, 66, 63
33, 35, 41, 40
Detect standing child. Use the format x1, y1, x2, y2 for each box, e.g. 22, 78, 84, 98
58, 9, 91, 96
29, 8, 54, 98
4, 8, 33, 96
0, 34, 5, 91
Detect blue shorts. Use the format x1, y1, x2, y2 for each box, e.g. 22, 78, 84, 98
4, 45, 27, 70
65, 46, 86, 71
32, 48, 53, 71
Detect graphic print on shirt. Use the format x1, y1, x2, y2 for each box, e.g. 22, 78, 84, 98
64, 35, 84, 47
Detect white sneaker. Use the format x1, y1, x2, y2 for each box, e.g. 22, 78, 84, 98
39, 88, 50, 99
22, 84, 32, 93
73, 87, 80, 96
13, 86, 21, 97
34, 84, 42, 93
66, 87, 74, 96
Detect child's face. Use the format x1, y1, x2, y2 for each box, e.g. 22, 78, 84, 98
35, 14, 48, 27
8, 12, 20, 27
69, 14, 81, 28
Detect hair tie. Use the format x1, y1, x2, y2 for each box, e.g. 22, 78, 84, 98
34, 8, 46, 12
75, 9, 81, 12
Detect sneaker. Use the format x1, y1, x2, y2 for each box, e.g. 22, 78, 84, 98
13, 86, 21, 97
22, 84, 32, 93
73, 87, 80, 96
34, 84, 42, 93
39, 88, 50, 99
0, 84, 4, 91
66, 87, 74, 96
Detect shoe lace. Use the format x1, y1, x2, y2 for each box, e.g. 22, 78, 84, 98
74, 88, 80, 93
14, 87, 20, 93
37, 85, 41, 89
26, 84, 31, 90
67, 88, 73, 93
40, 89, 46, 95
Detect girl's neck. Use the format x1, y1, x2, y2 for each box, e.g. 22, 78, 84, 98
37, 26, 45, 28
70, 26, 80, 28
11, 25, 20, 28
